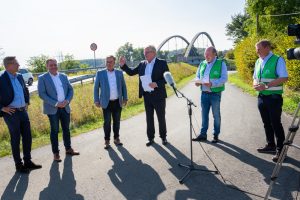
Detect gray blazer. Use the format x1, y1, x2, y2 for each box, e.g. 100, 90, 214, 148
38, 72, 73, 115
94, 69, 128, 109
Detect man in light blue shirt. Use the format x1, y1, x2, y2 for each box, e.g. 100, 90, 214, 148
0, 56, 42, 173
192, 46, 228, 143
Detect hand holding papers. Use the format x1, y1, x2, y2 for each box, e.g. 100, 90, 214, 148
140, 75, 154, 92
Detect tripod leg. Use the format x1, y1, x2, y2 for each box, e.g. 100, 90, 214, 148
264, 137, 292, 200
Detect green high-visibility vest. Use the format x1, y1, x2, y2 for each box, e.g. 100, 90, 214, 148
199, 59, 225, 93
255, 54, 283, 95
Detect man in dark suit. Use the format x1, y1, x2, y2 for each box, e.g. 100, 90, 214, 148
0, 56, 42, 173
119, 45, 169, 146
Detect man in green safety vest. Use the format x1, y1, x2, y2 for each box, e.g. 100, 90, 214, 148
192, 46, 228, 143
253, 39, 288, 162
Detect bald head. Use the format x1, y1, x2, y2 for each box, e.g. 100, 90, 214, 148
204, 46, 217, 63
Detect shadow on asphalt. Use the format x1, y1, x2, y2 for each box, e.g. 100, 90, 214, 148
153, 143, 253, 200
108, 146, 166, 200
39, 156, 84, 200
1, 172, 29, 200
213, 140, 300, 200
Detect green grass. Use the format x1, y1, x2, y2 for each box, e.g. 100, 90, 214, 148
0, 62, 197, 157
228, 72, 300, 115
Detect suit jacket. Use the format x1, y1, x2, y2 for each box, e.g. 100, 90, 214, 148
93, 69, 128, 109
0, 71, 29, 117
38, 72, 73, 115
121, 58, 169, 99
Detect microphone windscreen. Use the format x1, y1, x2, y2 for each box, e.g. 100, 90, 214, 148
163, 72, 175, 86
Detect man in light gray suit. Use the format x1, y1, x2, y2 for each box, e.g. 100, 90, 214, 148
38, 59, 79, 162
94, 55, 128, 149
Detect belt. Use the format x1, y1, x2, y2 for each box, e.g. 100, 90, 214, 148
14, 107, 26, 111
109, 99, 119, 102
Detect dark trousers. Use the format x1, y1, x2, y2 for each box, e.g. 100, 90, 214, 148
258, 94, 285, 151
102, 100, 122, 140
144, 93, 167, 141
47, 108, 71, 154
3, 110, 32, 165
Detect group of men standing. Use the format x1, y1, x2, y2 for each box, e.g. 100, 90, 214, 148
0, 39, 288, 174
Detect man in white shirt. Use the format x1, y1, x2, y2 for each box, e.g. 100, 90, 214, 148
94, 56, 128, 149
38, 59, 79, 162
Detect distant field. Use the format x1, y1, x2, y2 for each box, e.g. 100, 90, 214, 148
0, 62, 197, 157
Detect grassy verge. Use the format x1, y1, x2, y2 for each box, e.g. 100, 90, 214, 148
0, 63, 197, 157
228, 72, 300, 115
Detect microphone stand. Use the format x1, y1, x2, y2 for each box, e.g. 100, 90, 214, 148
173, 86, 218, 184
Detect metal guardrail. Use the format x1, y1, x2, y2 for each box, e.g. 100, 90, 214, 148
69, 74, 95, 84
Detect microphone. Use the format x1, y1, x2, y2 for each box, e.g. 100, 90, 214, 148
164, 71, 178, 97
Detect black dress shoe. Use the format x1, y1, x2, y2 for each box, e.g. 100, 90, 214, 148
162, 139, 168, 145
146, 140, 155, 147
16, 164, 30, 173
257, 144, 276, 153
211, 136, 219, 143
24, 161, 42, 170
192, 135, 207, 142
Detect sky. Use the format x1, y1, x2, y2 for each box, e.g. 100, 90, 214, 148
0, 0, 245, 66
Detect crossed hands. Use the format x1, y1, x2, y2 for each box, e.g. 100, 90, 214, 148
56, 100, 69, 108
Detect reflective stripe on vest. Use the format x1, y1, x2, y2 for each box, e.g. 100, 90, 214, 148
199, 59, 225, 93
255, 54, 283, 95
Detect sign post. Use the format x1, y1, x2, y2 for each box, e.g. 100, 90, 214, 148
90, 43, 98, 68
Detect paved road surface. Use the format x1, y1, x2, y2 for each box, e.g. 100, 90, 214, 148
0, 81, 299, 200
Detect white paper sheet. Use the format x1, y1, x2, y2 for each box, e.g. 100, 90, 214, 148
140, 75, 154, 92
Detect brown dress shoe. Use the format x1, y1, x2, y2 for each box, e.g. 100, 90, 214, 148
104, 140, 111, 149
66, 148, 80, 156
54, 153, 62, 162
114, 138, 123, 146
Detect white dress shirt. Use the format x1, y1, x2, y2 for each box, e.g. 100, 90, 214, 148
50, 73, 65, 102
145, 57, 156, 76
107, 70, 118, 100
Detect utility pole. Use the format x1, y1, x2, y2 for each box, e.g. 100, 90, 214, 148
256, 14, 259, 35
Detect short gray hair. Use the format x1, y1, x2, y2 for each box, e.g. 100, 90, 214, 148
144, 45, 157, 53
3, 56, 16, 68
256, 39, 272, 48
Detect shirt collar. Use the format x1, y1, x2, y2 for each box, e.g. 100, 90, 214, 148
106, 69, 115, 73
146, 57, 156, 65
6, 71, 17, 79
49, 72, 59, 78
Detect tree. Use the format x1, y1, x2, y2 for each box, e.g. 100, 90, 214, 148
59, 54, 80, 70
115, 42, 134, 62
225, 13, 249, 43
157, 50, 169, 60
245, 0, 300, 35
27, 55, 49, 73
132, 47, 144, 61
